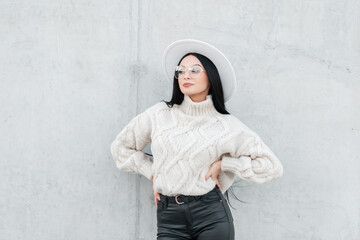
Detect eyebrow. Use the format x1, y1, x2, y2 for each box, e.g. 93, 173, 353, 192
179, 64, 202, 67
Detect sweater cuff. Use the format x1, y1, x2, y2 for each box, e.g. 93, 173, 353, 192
221, 155, 252, 174
138, 156, 153, 181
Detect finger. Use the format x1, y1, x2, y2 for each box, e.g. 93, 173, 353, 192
205, 173, 210, 180
211, 176, 217, 186
155, 196, 158, 208
156, 192, 160, 201
154, 188, 159, 199
215, 179, 221, 190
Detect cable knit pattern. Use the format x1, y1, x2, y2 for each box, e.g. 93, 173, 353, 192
110, 94, 283, 196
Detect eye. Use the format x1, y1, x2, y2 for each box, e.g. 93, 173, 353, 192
176, 66, 185, 71
191, 66, 202, 72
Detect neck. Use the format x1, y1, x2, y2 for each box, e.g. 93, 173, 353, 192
178, 94, 220, 117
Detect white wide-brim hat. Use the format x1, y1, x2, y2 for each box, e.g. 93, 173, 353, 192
162, 39, 236, 102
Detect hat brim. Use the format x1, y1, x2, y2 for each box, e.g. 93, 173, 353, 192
162, 39, 236, 102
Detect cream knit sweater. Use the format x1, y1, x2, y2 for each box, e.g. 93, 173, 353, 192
110, 94, 283, 196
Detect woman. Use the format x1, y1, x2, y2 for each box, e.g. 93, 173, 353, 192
110, 39, 284, 240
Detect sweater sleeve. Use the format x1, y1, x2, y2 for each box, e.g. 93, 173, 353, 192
110, 107, 154, 181
220, 119, 283, 184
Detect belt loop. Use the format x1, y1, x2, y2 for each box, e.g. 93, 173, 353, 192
159, 194, 166, 210
164, 195, 168, 209
214, 186, 222, 198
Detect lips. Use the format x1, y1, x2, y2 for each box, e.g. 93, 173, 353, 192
183, 83, 194, 87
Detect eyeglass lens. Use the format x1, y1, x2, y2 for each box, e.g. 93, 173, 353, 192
174, 65, 203, 79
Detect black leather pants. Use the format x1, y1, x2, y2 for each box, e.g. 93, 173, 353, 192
156, 185, 235, 240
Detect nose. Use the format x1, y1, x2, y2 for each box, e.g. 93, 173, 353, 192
183, 70, 191, 79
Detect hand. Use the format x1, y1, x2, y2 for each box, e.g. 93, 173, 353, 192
205, 160, 222, 191
152, 176, 161, 208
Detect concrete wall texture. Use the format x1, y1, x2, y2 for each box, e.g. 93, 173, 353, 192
1, 0, 359, 239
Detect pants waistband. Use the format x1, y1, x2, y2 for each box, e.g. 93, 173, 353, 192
159, 185, 219, 205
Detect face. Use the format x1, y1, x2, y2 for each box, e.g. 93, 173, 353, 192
177, 55, 210, 101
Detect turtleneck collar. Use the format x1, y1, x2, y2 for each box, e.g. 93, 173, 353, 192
178, 94, 220, 117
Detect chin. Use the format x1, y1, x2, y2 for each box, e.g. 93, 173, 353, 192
182, 90, 199, 96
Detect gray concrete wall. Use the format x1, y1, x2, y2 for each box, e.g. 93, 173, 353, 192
1, 0, 359, 239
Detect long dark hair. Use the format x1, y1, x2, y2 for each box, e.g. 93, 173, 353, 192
158, 52, 248, 209
161, 52, 228, 115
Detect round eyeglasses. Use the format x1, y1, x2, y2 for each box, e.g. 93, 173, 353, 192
174, 64, 206, 79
